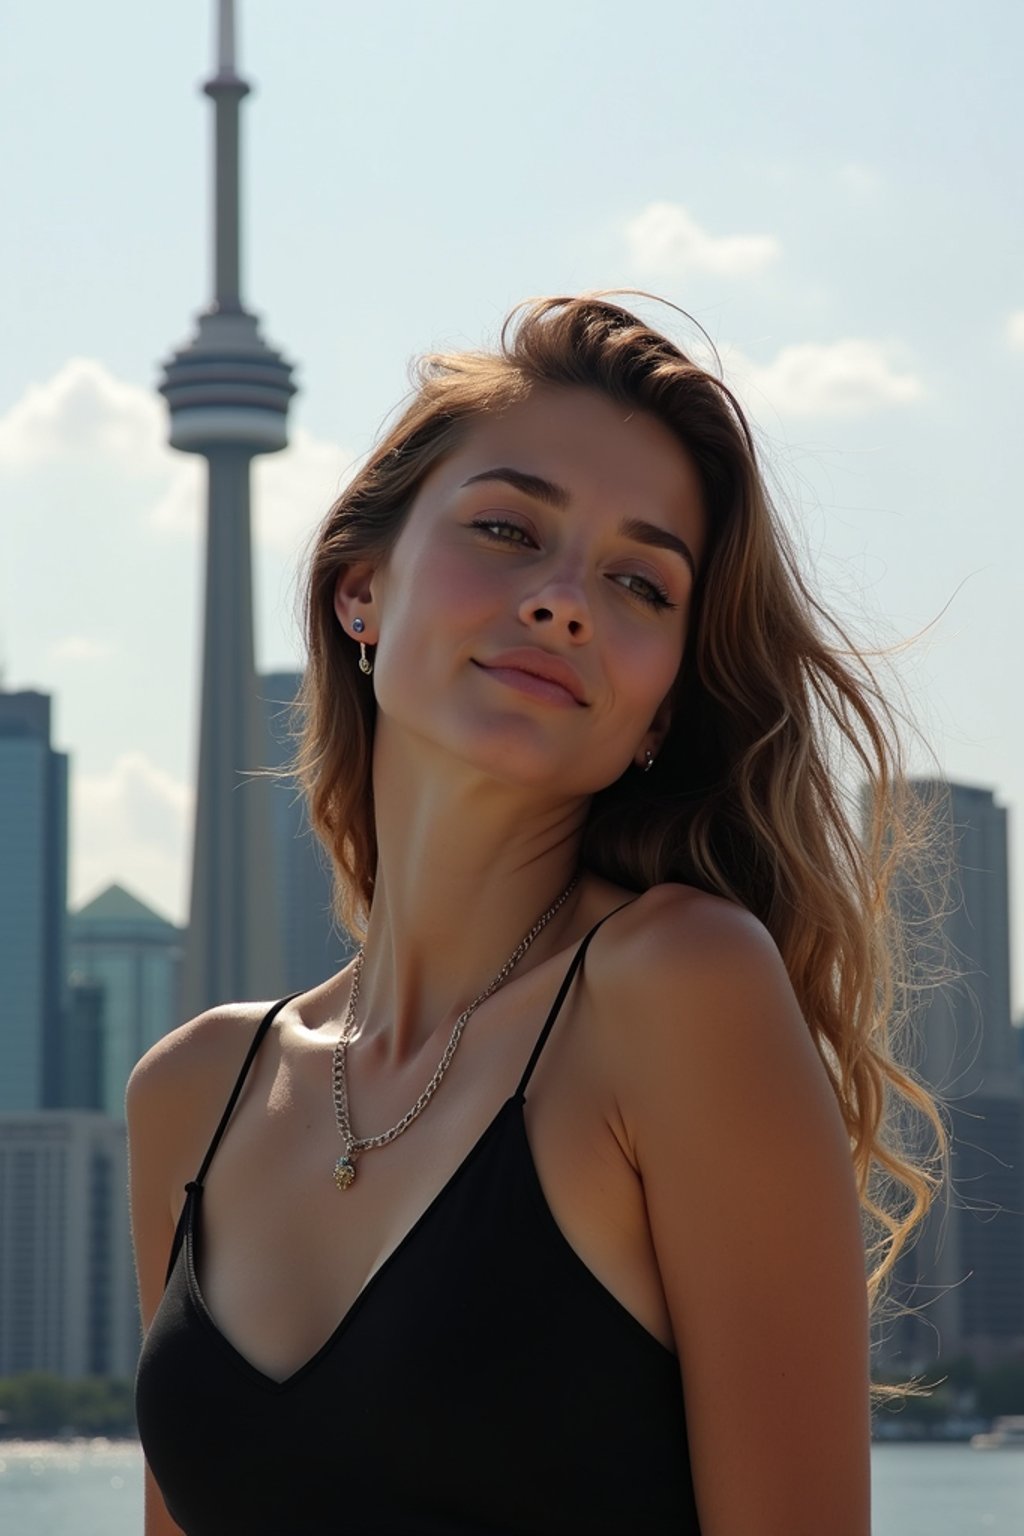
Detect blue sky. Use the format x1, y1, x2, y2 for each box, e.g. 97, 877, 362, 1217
2, 0, 1021, 1010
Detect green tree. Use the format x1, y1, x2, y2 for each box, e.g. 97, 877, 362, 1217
0, 1375, 136, 1437
0, 1374, 68, 1436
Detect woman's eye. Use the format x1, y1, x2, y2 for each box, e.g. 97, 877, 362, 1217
472, 518, 535, 546
613, 573, 675, 610
472, 519, 676, 612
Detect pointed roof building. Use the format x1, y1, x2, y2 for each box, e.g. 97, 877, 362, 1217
74, 882, 176, 929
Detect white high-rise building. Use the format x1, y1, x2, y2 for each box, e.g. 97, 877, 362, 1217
0, 1113, 138, 1378
70, 883, 184, 1119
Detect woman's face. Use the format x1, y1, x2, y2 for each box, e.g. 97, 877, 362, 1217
339, 385, 707, 795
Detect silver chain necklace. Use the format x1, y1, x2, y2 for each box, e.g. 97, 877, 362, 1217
331, 875, 580, 1190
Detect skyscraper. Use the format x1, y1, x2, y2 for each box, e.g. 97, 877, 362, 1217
159, 0, 295, 1017
259, 672, 355, 994
63, 977, 104, 1112
0, 688, 69, 1110
886, 781, 1024, 1370
70, 883, 185, 1119
0, 1112, 137, 1378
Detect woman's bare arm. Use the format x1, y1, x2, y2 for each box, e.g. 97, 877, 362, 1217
127, 1038, 187, 1529
127, 1005, 267, 1534
599, 890, 871, 1536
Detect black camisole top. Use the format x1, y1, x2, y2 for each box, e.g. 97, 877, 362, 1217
135, 908, 702, 1534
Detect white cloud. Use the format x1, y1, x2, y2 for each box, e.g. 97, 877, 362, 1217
726, 338, 924, 419
0, 358, 167, 473
72, 752, 193, 926
49, 636, 114, 662
1007, 311, 1024, 351
624, 202, 780, 278
147, 457, 204, 539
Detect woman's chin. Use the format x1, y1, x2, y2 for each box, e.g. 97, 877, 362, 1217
375, 709, 622, 795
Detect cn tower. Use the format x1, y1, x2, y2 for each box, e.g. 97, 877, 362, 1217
160, 0, 295, 1016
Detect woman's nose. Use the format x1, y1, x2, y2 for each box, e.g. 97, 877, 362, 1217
517, 576, 593, 641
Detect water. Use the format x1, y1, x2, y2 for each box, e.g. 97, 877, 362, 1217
0, 1440, 1020, 1533
0, 1440, 142, 1536
872, 1444, 1023, 1535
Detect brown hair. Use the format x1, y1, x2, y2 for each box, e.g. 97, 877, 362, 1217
291, 292, 946, 1377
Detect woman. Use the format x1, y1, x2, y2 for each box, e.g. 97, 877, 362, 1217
130, 294, 942, 1535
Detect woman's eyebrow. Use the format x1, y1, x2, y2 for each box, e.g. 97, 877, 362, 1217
460, 466, 697, 580
461, 466, 569, 509
619, 517, 696, 581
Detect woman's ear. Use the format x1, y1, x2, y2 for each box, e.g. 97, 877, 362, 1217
333, 562, 378, 641
637, 693, 673, 768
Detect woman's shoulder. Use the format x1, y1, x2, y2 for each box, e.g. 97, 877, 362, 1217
129, 998, 275, 1101
585, 879, 855, 1254
584, 881, 816, 1133
125, 998, 285, 1177
592, 878, 781, 985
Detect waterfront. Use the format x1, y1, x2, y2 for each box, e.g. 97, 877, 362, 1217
0, 1440, 141, 1536
0, 1439, 1021, 1533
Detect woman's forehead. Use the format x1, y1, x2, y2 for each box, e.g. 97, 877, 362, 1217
426, 386, 705, 537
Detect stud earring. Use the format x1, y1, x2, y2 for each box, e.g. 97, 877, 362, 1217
352, 617, 365, 633
642, 748, 655, 773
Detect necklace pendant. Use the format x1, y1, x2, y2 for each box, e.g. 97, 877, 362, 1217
333, 1153, 356, 1191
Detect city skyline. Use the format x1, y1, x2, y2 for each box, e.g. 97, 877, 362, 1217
2, 2, 1022, 1008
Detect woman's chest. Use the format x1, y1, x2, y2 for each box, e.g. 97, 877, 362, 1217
192, 989, 676, 1382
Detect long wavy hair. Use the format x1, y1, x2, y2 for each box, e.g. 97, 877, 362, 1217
291, 293, 947, 1379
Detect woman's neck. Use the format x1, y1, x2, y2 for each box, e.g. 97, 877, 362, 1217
354, 729, 588, 1066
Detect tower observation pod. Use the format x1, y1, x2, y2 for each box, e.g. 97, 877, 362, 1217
159, 0, 295, 1016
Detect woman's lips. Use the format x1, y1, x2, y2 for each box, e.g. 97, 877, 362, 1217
473, 648, 588, 705
474, 662, 582, 708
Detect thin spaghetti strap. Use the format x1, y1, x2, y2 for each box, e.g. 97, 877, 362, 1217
163, 993, 302, 1285
190, 992, 301, 1191
514, 901, 636, 1102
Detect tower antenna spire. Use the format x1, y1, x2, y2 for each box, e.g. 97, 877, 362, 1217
217, 0, 237, 72
203, 0, 250, 315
